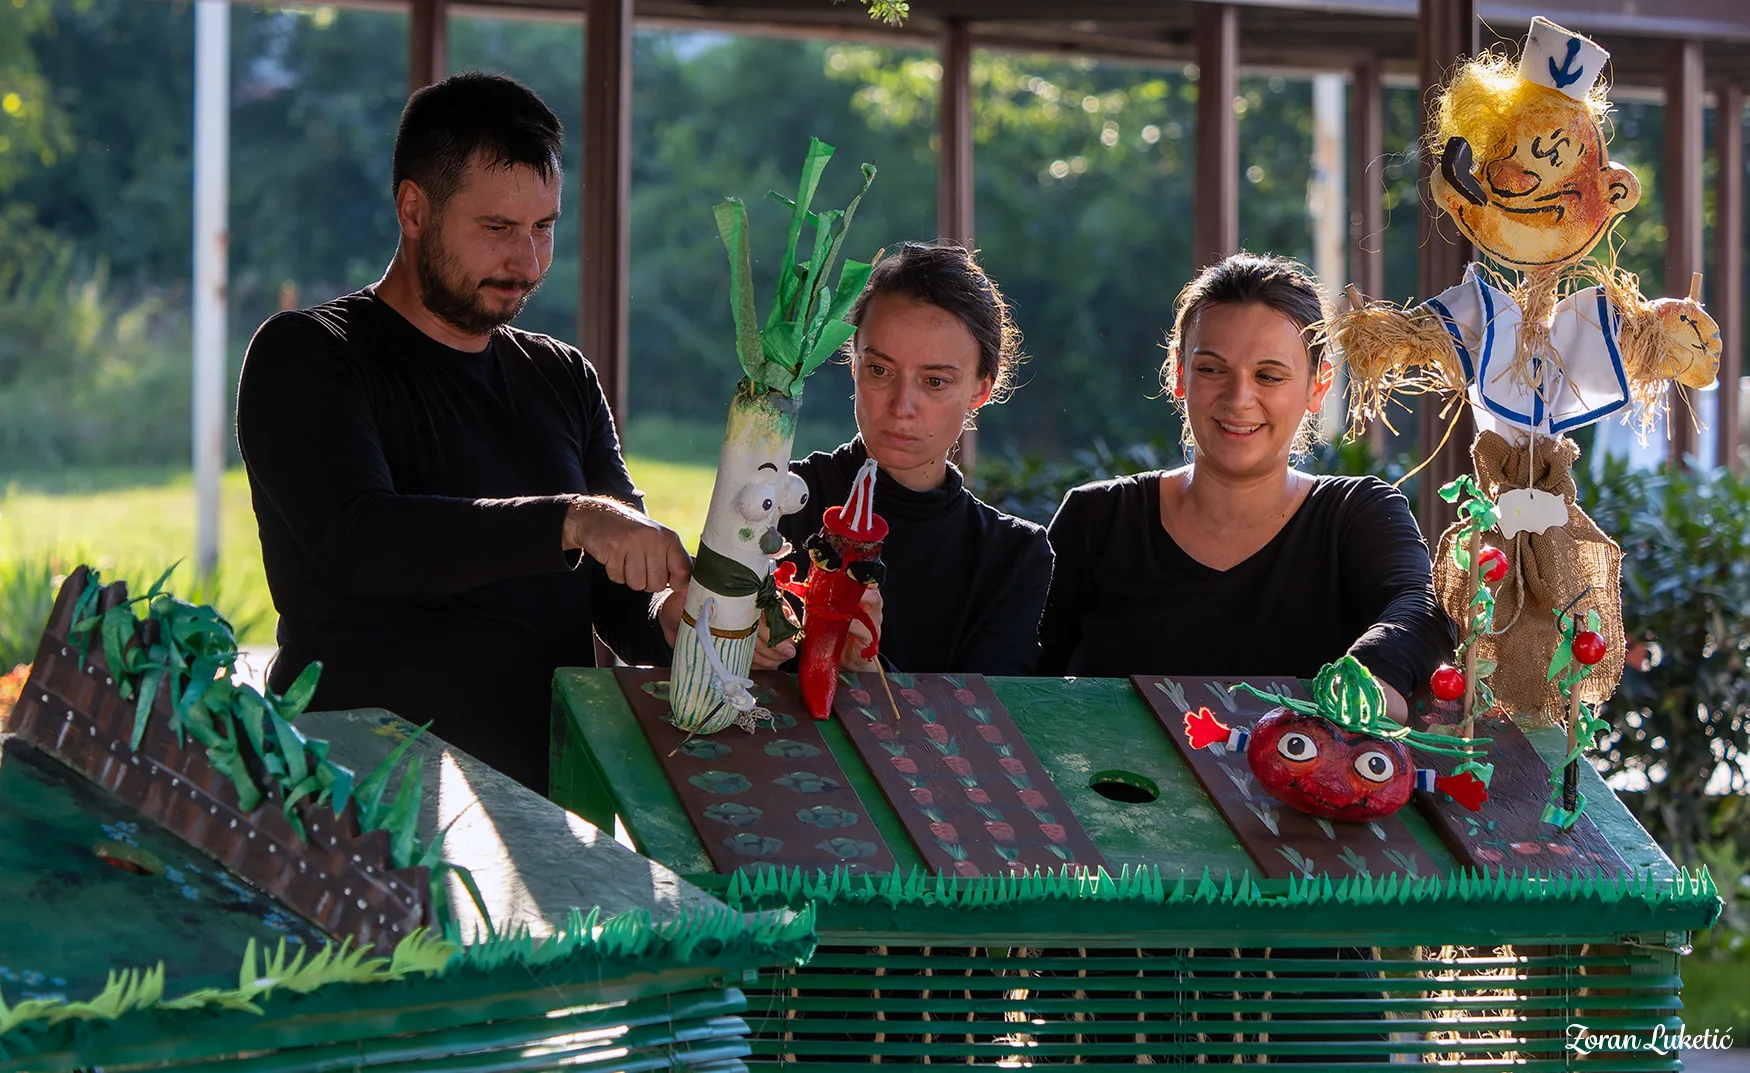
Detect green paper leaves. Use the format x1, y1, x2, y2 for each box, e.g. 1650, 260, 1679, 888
59, 568, 439, 927
715, 140, 877, 398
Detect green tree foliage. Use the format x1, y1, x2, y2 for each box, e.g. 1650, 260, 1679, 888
1, 2, 1731, 469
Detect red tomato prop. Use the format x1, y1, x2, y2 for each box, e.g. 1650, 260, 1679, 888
1430, 665, 1466, 702
1477, 545, 1509, 584
1572, 631, 1607, 666
776, 459, 885, 719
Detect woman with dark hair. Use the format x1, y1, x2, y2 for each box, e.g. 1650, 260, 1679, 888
1037, 251, 1453, 717
753, 242, 1054, 675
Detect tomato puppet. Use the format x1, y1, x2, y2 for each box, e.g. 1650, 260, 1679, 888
1184, 657, 1493, 821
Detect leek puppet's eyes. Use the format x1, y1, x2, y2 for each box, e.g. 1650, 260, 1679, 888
736, 483, 778, 521
1353, 750, 1396, 783
779, 473, 810, 515
1276, 732, 1318, 762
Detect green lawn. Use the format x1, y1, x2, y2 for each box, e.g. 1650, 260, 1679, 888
0, 458, 717, 654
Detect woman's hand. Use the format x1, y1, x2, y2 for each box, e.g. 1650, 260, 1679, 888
1380, 679, 1409, 723
841, 587, 884, 671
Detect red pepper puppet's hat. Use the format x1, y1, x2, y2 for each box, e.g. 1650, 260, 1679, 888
823, 458, 888, 543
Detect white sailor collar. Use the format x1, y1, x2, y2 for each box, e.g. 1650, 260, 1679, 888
1422, 263, 1630, 434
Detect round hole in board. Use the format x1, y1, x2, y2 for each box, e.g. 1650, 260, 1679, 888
1089, 770, 1159, 804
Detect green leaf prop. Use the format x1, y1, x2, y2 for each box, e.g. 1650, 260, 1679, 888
63, 567, 447, 928
716, 139, 877, 399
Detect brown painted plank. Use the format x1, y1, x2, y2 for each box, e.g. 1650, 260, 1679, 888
1408, 694, 1627, 878
614, 667, 897, 876
833, 672, 1106, 878
1134, 674, 1441, 881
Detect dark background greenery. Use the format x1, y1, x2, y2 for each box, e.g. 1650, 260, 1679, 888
0, 1, 1524, 466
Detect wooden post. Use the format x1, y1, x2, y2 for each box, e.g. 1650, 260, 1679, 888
1349, 56, 1388, 456
1194, 2, 1239, 270
939, 19, 978, 474
409, 0, 447, 93
1714, 83, 1744, 475
1416, 0, 1476, 541
1665, 39, 1704, 468
582, 0, 633, 422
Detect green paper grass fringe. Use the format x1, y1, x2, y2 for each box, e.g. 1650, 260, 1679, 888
722, 862, 1720, 918
0, 901, 814, 1047
0, 929, 456, 1041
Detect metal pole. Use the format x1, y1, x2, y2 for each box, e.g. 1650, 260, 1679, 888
939, 19, 977, 473
1665, 39, 1704, 468
193, 0, 229, 579
1416, 0, 1476, 539
1194, 2, 1239, 270
1349, 56, 1389, 457
1311, 72, 1346, 440
582, 0, 633, 422
1715, 83, 1744, 475
409, 0, 447, 93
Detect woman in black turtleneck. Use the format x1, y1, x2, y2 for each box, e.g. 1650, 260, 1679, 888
756, 243, 1053, 675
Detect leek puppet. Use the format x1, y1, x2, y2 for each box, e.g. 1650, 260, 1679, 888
668, 139, 877, 734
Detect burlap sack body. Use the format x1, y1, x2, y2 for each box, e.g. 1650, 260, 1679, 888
1432, 431, 1626, 727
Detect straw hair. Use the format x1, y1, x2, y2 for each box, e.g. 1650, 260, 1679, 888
1429, 51, 1612, 170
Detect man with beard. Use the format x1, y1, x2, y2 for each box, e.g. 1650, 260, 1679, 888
236, 73, 689, 792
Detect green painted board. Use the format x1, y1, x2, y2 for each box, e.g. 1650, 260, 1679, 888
551, 669, 1697, 943
0, 738, 327, 998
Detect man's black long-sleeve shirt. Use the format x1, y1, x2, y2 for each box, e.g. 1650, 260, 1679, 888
236, 290, 665, 791
778, 439, 1053, 675
1038, 473, 1454, 696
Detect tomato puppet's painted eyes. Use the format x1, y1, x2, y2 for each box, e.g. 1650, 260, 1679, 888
1276, 732, 1318, 762
1353, 750, 1396, 783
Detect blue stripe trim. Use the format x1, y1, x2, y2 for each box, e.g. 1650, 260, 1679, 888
1547, 289, 1631, 433
1424, 297, 1474, 381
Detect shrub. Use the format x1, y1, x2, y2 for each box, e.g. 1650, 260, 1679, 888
1579, 455, 1750, 864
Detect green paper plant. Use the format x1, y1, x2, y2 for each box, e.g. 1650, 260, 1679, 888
63, 567, 488, 937
1544, 605, 1611, 830
1437, 474, 1502, 786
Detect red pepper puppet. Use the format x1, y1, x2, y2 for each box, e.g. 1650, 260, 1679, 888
1183, 657, 1493, 821
776, 459, 885, 719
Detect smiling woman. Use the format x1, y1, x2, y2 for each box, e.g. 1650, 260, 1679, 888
1038, 252, 1455, 714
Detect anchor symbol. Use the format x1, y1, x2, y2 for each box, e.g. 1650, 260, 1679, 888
1549, 38, 1586, 90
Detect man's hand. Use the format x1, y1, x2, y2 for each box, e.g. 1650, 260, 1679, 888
564, 495, 691, 593
842, 587, 883, 672
751, 612, 796, 670
656, 581, 688, 648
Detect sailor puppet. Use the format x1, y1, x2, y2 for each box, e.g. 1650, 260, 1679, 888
1424, 17, 1720, 442
1330, 17, 1721, 724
